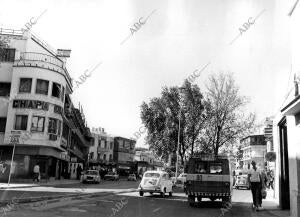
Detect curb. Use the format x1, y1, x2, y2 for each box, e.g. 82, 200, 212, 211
0, 188, 138, 208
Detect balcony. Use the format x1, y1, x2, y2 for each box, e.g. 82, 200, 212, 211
14, 52, 67, 75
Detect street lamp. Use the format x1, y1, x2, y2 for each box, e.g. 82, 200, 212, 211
175, 87, 185, 182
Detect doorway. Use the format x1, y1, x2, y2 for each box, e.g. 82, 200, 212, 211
278, 118, 290, 209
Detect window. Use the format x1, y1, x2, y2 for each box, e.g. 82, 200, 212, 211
36, 79, 49, 95
61, 86, 65, 101
0, 82, 11, 97
104, 141, 107, 149
103, 154, 106, 161
19, 78, 32, 93
57, 120, 62, 136
48, 118, 58, 134
209, 163, 223, 174
109, 154, 112, 161
31, 116, 45, 132
195, 162, 207, 174
51, 82, 61, 98
0, 48, 15, 62
14, 115, 28, 130
0, 117, 6, 132
110, 142, 113, 149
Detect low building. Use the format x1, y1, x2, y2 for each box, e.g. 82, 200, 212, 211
240, 135, 267, 169
134, 148, 164, 174
89, 128, 114, 170
113, 137, 135, 176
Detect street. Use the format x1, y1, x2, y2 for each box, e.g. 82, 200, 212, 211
0, 181, 283, 217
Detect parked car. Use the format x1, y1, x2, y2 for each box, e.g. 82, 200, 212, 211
138, 171, 173, 197
104, 172, 119, 181
128, 174, 137, 181
82, 170, 101, 184
235, 175, 250, 190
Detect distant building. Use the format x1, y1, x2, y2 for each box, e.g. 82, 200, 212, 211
113, 137, 136, 175
264, 117, 274, 152
240, 135, 267, 169
89, 128, 114, 170
134, 148, 164, 174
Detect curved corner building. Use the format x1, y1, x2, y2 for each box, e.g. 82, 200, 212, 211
0, 29, 91, 181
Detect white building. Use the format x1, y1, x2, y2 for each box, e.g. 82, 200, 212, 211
0, 29, 91, 181
89, 128, 114, 169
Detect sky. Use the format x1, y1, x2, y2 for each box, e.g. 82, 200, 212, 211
0, 0, 296, 147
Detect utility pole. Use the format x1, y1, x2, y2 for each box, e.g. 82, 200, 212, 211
8, 133, 19, 186
175, 87, 185, 182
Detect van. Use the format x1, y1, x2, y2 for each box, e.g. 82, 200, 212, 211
185, 154, 233, 206
138, 170, 173, 197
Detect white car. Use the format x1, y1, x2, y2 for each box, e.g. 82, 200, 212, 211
82, 170, 101, 184
138, 171, 173, 197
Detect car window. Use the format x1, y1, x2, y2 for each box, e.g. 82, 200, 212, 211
86, 171, 98, 175
144, 173, 160, 178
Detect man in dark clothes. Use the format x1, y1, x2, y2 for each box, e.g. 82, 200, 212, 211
76, 165, 82, 180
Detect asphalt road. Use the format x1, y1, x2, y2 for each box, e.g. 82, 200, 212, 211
1, 187, 279, 217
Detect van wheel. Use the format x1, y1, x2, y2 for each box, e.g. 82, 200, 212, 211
222, 196, 232, 207
188, 195, 195, 206
139, 191, 144, 196
209, 197, 216, 202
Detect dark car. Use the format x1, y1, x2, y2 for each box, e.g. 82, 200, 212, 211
104, 172, 119, 181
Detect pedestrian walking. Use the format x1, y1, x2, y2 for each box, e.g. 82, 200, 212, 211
76, 164, 82, 180
248, 161, 263, 211
33, 163, 40, 182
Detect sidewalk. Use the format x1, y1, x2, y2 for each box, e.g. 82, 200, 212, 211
0, 178, 81, 189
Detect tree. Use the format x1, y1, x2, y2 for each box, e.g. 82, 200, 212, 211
140, 80, 206, 164
203, 73, 256, 156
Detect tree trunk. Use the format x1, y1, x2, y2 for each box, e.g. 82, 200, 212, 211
215, 125, 221, 156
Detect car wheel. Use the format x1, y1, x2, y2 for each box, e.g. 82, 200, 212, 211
160, 188, 166, 197
150, 192, 153, 195
188, 195, 195, 206
139, 191, 144, 196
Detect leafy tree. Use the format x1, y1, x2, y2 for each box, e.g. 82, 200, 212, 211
140, 80, 206, 164
202, 73, 256, 155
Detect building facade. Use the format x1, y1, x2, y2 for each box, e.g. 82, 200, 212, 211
271, 1, 300, 216
240, 135, 267, 169
89, 128, 114, 169
113, 137, 135, 175
0, 29, 91, 181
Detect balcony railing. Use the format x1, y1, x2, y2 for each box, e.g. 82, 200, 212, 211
19, 52, 64, 68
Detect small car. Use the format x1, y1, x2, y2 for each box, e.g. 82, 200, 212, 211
235, 175, 250, 190
128, 174, 137, 181
82, 170, 101, 184
104, 172, 119, 181
138, 171, 173, 197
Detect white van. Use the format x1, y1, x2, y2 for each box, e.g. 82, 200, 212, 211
138, 171, 173, 197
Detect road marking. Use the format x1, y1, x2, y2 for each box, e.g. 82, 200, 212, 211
153, 207, 161, 212
96, 199, 115, 203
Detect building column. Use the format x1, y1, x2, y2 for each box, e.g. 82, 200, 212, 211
287, 116, 300, 217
